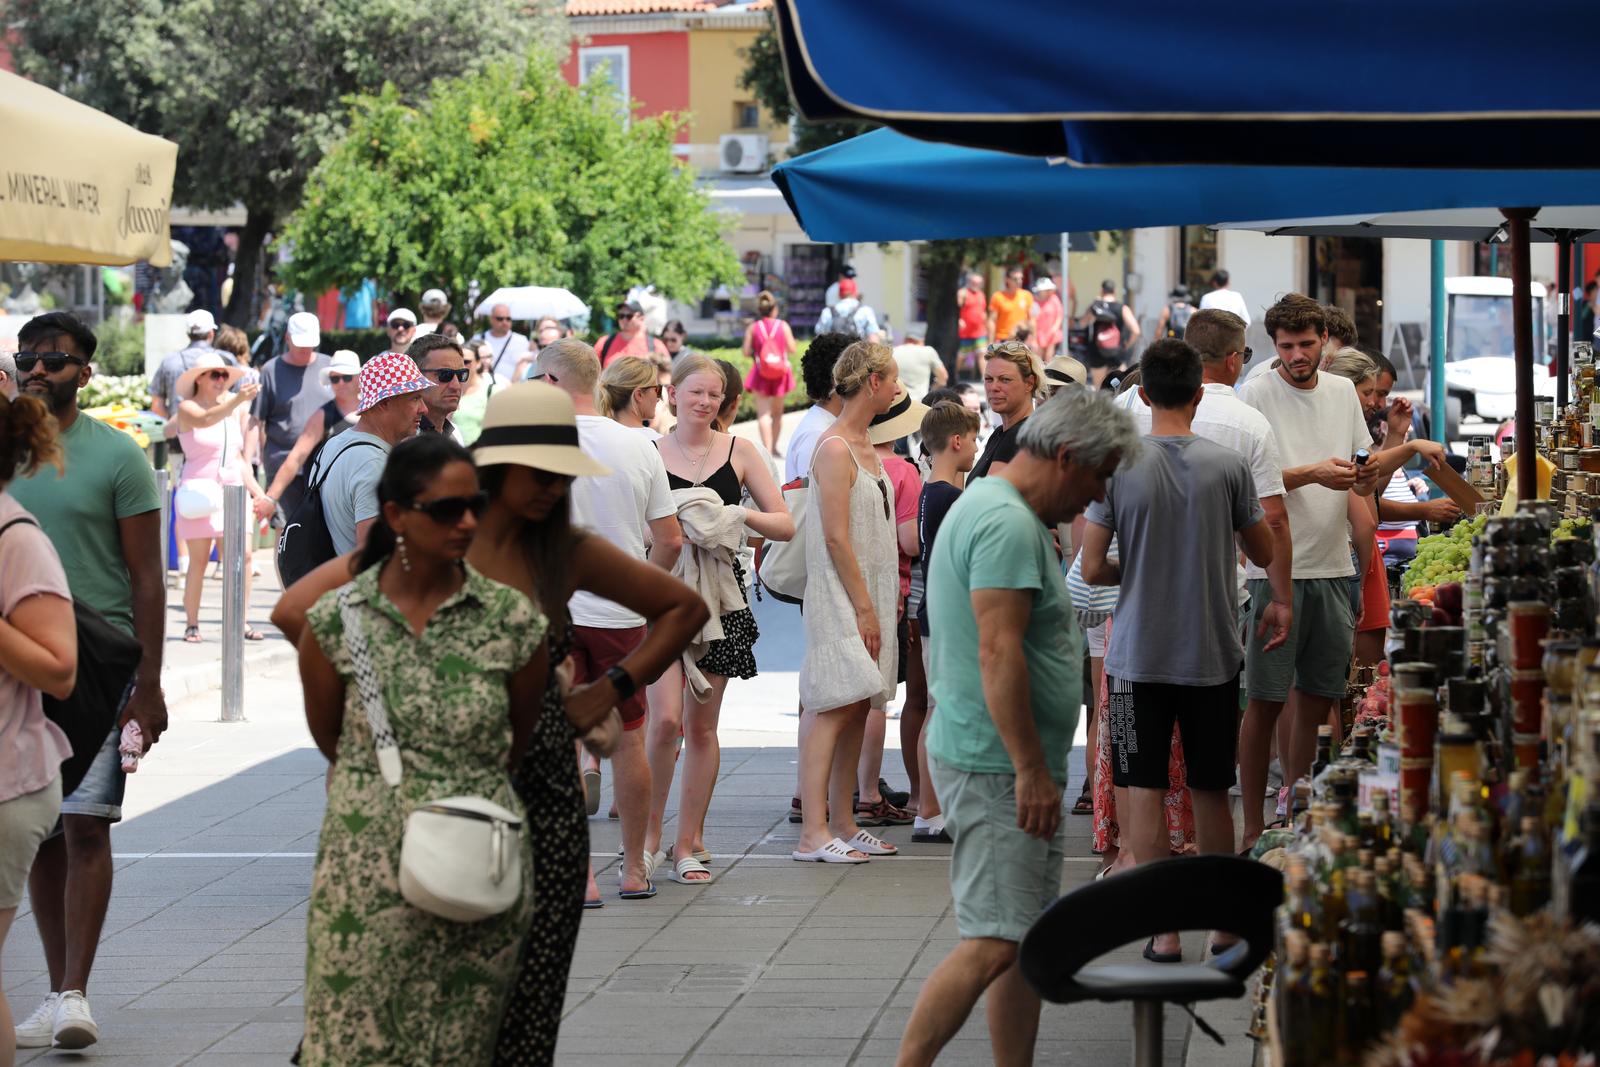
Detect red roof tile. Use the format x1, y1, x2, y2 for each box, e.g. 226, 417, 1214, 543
566, 0, 768, 14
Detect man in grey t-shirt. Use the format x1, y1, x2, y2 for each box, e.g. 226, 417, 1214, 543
307, 352, 428, 555
255, 312, 332, 521
1079, 338, 1277, 960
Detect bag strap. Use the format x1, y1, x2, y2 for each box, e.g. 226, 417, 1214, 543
337, 585, 403, 787
600, 333, 619, 361
0, 516, 38, 538
310, 439, 382, 493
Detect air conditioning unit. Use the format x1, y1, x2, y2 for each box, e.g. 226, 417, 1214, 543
720, 133, 769, 174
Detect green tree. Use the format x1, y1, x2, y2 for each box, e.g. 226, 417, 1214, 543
738, 16, 1035, 367
12, 0, 559, 328
278, 54, 741, 319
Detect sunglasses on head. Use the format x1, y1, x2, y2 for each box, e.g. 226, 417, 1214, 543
530, 468, 574, 487
425, 368, 470, 384
388, 319, 413, 330
15, 352, 86, 374
407, 491, 489, 523
328, 373, 356, 384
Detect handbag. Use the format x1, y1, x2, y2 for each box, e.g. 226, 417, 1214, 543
338, 586, 524, 923
755, 475, 807, 604
0, 517, 141, 796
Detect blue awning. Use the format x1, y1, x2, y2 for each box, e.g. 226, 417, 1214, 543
770, 129, 1600, 244
774, 0, 1600, 166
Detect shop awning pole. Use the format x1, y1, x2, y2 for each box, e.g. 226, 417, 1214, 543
1557, 230, 1574, 410
1431, 241, 1447, 444
1505, 208, 1538, 502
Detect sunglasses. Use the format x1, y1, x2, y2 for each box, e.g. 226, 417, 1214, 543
491, 315, 511, 323
206, 370, 230, 382
388, 319, 413, 330
425, 368, 470, 384
1239, 346, 1254, 364
876, 477, 891, 522
407, 491, 489, 523
531, 468, 575, 487
616, 312, 638, 321
15, 352, 86, 374
328, 373, 356, 384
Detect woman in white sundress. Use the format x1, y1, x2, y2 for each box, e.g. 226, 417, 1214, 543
793, 340, 901, 864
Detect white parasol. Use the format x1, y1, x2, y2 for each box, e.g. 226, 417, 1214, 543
473, 286, 588, 322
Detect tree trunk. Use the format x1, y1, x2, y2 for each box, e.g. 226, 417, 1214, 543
224, 207, 275, 330
922, 256, 963, 379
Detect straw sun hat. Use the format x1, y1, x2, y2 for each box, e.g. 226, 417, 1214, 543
868, 383, 930, 446
175, 352, 246, 399
471, 381, 611, 477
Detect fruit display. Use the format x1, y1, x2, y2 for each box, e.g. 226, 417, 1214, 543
1402, 514, 1487, 593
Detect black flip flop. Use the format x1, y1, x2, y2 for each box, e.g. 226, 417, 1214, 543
1142, 937, 1182, 964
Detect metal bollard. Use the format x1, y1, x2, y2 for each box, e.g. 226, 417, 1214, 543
155, 469, 171, 588
221, 483, 247, 722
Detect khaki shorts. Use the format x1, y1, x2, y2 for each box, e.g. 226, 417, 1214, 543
929, 757, 1064, 942
0, 777, 62, 909
1243, 577, 1355, 702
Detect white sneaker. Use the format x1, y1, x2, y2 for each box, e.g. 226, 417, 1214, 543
13, 992, 59, 1048
52, 990, 98, 1050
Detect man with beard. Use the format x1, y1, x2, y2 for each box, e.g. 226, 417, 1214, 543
9, 312, 165, 1052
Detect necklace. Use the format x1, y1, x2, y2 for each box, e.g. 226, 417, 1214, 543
676, 430, 715, 483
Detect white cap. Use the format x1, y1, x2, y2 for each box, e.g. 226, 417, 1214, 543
287, 311, 321, 349
421, 288, 449, 309
185, 309, 217, 335
1032, 277, 1057, 293
388, 307, 417, 326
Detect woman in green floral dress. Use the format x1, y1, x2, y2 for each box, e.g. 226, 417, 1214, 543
295, 435, 551, 1067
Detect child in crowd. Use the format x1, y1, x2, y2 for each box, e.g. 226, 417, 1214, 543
911, 401, 981, 842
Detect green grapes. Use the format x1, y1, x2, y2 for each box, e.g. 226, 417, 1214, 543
1400, 513, 1486, 592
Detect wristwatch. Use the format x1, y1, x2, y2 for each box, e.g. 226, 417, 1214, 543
604, 665, 637, 702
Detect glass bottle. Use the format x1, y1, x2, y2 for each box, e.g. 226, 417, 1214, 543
1340, 870, 1384, 979
1312, 725, 1334, 781
1370, 793, 1396, 852
1281, 864, 1322, 944
1275, 932, 1313, 1067
1306, 943, 1339, 1062
1342, 971, 1374, 1063
1377, 931, 1414, 1035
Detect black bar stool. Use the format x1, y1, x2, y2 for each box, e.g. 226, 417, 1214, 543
1019, 854, 1283, 1067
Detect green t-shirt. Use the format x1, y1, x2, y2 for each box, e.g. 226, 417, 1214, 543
9, 411, 161, 636
925, 476, 1082, 783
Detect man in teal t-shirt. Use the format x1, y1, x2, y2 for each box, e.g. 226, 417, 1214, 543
8, 312, 163, 1052
900, 386, 1141, 1067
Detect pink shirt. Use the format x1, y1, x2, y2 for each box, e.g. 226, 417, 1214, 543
0, 493, 73, 803
881, 452, 923, 599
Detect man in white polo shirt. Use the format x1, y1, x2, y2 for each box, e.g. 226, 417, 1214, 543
540, 337, 684, 901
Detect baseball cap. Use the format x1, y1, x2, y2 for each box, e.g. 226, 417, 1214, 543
421, 288, 449, 309
840, 265, 857, 278
388, 308, 417, 327
615, 299, 643, 315
184, 309, 217, 335
356, 351, 429, 414
287, 311, 320, 349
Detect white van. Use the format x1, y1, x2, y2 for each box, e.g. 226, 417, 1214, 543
1443, 276, 1554, 439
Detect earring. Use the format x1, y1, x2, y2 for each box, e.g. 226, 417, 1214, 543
396, 534, 411, 573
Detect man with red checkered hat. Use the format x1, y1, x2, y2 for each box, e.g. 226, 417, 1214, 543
305, 351, 429, 555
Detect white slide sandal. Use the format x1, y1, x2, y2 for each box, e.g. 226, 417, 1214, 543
791, 837, 870, 864
846, 830, 898, 856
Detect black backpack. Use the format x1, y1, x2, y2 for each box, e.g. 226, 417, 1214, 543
1166, 300, 1193, 338
276, 437, 382, 587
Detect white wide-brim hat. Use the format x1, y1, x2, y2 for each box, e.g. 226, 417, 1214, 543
176, 352, 246, 399
472, 381, 612, 478
869, 383, 931, 445
319, 349, 362, 387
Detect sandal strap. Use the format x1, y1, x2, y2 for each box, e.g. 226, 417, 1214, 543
821, 838, 857, 857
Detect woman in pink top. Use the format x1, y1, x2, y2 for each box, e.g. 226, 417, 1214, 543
741, 290, 796, 460
171, 353, 269, 643
0, 394, 78, 1054
1033, 277, 1064, 360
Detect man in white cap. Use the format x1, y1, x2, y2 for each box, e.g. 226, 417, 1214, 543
254, 311, 332, 522
415, 288, 450, 337
307, 351, 429, 555
148, 309, 234, 421
385, 307, 418, 353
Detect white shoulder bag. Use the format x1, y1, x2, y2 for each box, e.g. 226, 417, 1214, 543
755, 474, 807, 605
338, 586, 524, 923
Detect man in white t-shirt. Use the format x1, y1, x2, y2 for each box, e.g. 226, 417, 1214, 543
541, 338, 684, 900
1199, 269, 1252, 327
894, 333, 949, 403
784, 332, 856, 484
1235, 294, 1444, 848
473, 302, 530, 384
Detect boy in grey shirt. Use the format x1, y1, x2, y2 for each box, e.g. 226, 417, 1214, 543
1079, 338, 1275, 962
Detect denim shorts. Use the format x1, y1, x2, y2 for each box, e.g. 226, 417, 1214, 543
56, 727, 127, 825
930, 757, 1064, 943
